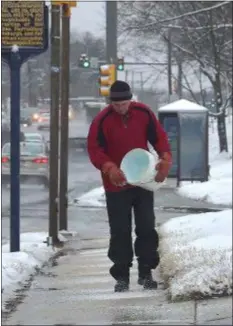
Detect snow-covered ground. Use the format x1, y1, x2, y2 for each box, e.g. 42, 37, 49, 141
1, 232, 68, 310
159, 116, 233, 301
75, 186, 105, 207
159, 209, 232, 301
178, 117, 232, 206
74, 114, 232, 302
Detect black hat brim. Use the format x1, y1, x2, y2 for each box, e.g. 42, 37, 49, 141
109, 90, 132, 102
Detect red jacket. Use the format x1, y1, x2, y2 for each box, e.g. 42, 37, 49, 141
87, 101, 171, 192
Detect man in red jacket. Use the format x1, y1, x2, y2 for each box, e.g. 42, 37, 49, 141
87, 80, 172, 292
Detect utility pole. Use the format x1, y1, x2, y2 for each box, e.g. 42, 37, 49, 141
106, 0, 117, 87
105, 1, 117, 104
49, 4, 61, 245
106, 1, 117, 64
167, 29, 172, 103
59, 3, 70, 231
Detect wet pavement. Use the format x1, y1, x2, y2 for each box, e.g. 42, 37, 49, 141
2, 235, 232, 325
1, 151, 98, 214
1, 152, 101, 245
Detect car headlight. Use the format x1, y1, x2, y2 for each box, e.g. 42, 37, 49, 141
33, 113, 39, 119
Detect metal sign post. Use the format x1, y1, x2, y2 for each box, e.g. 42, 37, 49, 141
1, 1, 49, 252
9, 49, 21, 253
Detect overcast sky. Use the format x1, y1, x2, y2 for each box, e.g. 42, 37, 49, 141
70, 1, 105, 37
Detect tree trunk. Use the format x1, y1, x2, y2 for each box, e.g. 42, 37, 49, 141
214, 74, 228, 152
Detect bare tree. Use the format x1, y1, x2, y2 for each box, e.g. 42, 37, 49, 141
118, 1, 232, 152
1, 31, 106, 102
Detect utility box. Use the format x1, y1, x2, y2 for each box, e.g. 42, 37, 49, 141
158, 99, 209, 184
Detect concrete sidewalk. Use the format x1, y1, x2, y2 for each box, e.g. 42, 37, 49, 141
3, 236, 232, 325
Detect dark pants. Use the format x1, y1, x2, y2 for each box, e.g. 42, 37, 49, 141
106, 187, 159, 280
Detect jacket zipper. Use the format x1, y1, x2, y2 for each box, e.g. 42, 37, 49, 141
122, 115, 128, 128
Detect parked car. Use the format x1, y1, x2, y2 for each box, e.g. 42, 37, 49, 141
24, 132, 46, 143
37, 113, 50, 130
24, 133, 49, 155
2, 141, 49, 187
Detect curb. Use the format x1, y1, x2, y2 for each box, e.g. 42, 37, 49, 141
70, 202, 230, 213
2, 242, 67, 322
154, 206, 228, 213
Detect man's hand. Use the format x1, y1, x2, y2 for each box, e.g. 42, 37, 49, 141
155, 152, 172, 183
102, 162, 127, 187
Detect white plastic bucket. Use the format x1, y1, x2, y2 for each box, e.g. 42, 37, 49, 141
120, 148, 166, 192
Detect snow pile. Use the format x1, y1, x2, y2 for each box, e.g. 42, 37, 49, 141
75, 186, 105, 207
159, 209, 232, 301
158, 99, 208, 112
2, 232, 67, 310
178, 117, 232, 206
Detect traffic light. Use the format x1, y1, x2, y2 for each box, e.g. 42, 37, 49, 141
78, 54, 90, 68
99, 64, 116, 97
117, 57, 124, 71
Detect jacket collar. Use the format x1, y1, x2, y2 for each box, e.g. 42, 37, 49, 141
108, 102, 134, 118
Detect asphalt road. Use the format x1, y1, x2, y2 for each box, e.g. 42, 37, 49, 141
2, 116, 93, 236
21, 114, 90, 141
1, 149, 101, 244
1, 114, 101, 244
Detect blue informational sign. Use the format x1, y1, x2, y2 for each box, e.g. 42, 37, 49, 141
1, 1, 49, 252
1, 1, 48, 54
178, 112, 208, 181
162, 115, 179, 177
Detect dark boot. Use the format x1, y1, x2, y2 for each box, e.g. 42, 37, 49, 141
143, 274, 158, 290
138, 265, 158, 290
114, 279, 129, 292
138, 276, 144, 286
110, 264, 130, 292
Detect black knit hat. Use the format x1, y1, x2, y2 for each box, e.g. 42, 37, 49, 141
110, 80, 132, 102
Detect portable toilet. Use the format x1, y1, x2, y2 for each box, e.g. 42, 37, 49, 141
158, 99, 209, 184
